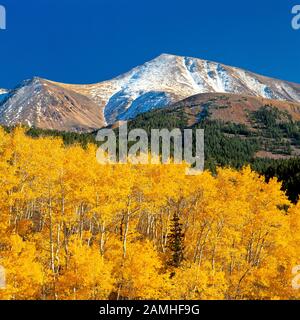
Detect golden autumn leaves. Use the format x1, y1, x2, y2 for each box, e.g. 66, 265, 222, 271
0, 127, 300, 299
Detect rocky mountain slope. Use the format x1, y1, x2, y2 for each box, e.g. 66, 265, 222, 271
122, 92, 300, 160
0, 78, 105, 132
1, 53, 300, 131
171, 92, 300, 126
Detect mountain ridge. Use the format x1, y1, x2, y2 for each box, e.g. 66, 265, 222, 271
0, 78, 105, 132
1, 53, 300, 131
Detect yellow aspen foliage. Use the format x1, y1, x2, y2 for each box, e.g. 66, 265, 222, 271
0, 127, 300, 300
162, 263, 228, 300
56, 239, 113, 300
107, 238, 165, 300
0, 235, 43, 300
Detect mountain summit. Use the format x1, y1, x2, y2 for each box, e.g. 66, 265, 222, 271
1, 54, 300, 131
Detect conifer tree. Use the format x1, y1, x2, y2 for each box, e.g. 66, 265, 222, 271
167, 211, 184, 268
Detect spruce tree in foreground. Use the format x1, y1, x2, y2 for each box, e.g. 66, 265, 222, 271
167, 211, 184, 269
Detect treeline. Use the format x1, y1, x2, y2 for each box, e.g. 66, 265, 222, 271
252, 158, 300, 203
2, 104, 300, 203
1, 125, 97, 147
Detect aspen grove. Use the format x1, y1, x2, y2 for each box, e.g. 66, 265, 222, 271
0, 127, 300, 300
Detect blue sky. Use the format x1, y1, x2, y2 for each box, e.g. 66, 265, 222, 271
0, 0, 299, 88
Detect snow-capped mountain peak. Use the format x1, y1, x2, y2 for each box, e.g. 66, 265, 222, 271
102, 54, 300, 123
1, 54, 300, 131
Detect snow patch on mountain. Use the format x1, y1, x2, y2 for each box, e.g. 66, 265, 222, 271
234, 70, 275, 99
118, 91, 171, 121
104, 90, 131, 124
183, 57, 207, 92
0, 78, 44, 125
